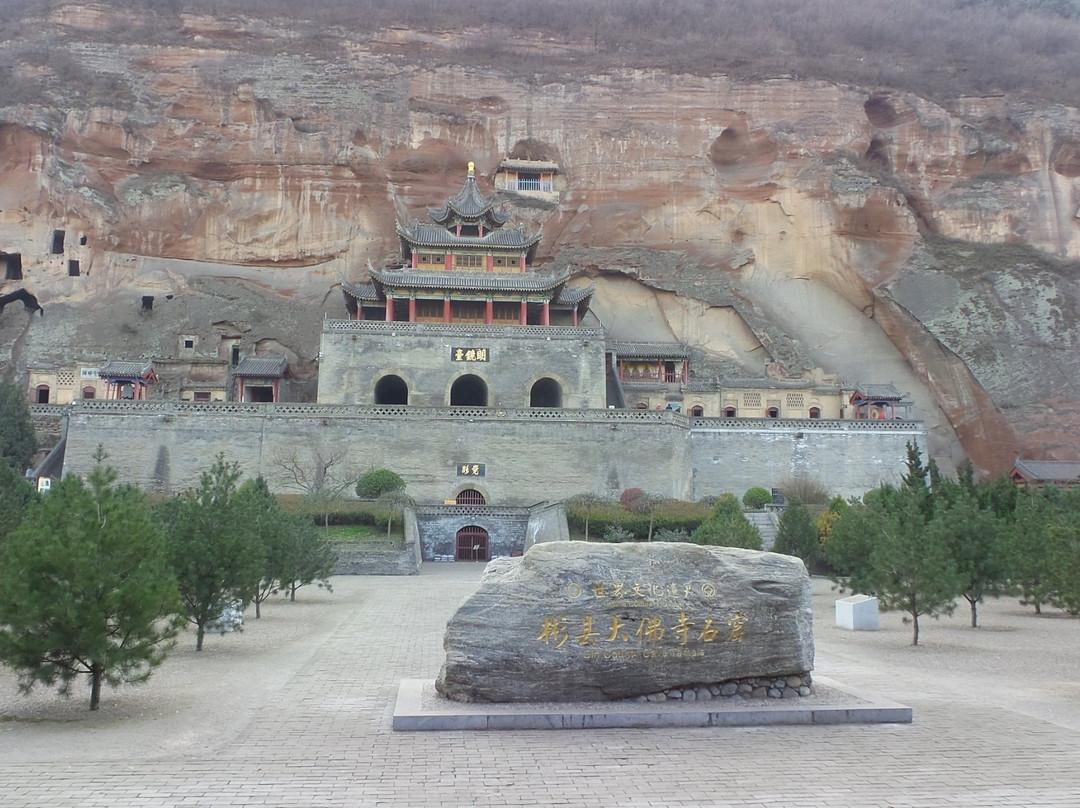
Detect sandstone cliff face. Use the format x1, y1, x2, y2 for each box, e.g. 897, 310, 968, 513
1, 6, 1078, 474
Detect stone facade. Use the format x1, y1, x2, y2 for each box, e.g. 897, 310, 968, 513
58, 401, 923, 503
691, 417, 923, 496
413, 500, 570, 562
317, 321, 606, 409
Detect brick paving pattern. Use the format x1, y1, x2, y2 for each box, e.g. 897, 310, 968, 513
3, 563, 1080, 807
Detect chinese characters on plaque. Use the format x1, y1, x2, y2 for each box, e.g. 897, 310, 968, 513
451, 347, 489, 362
457, 463, 486, 477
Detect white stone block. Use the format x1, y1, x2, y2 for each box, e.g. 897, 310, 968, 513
835, 594, 879, 631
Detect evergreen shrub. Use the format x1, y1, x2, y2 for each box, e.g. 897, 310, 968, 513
742, 486, 772, 510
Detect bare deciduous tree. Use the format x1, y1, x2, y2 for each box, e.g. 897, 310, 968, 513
274, 447, 357, 528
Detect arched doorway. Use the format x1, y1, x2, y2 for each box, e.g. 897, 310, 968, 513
809, 407, 821, 419
529, 377, 562, 407
450, 374, 487, 406
456, 525, 489, 561
724, 406, 737, 418
690, 405, 704, 417
766, 407, 780, 418
35, 385, 49, 404
374, 374, 408, 404
456, 488, 486, 506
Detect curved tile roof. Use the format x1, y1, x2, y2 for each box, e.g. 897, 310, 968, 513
556, 285, 595, 305
234, 354, 288, 378
428, 172, 511, 226
608, 341, 690, 359
1012, 458, 1080, 483
368, 266, 570, 293
341, 281, 379, 301
397, 221, 542, 250
851, 383, 907, 400
99, 360, 155, 379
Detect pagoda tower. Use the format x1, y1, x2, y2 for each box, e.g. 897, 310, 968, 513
341, 162, 592, 326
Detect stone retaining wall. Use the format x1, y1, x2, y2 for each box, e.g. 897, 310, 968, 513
54, 402, 924, 503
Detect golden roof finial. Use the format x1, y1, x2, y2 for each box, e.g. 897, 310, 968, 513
467, 161, 475, 177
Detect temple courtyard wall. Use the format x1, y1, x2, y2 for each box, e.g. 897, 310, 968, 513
56, 401, 923, 504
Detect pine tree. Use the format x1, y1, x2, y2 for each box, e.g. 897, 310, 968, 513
827, 484, 965, 645
273, 516, 337, 602
0, 453, 183, 709
773, 501, 820, 569
0, 375, 37, 472
0, 460, 36, 545
690, 511, 762, 550
159, 455, 266, 650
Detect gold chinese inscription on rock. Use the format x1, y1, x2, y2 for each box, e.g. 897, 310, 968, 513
563, 579, 717, 607
536, 577, 749, 657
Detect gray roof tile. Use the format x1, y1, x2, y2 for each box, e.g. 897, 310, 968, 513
98, 360, 155, 379
234, 354, 288, 378
1013, 458, 1080, 483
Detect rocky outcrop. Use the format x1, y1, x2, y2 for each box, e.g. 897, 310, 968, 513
435, 542, 813, 703
1, 6, 1078, 472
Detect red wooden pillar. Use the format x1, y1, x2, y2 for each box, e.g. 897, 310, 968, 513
411, 252, 418, 269
273, 379, 280, 402
408, 297, 417, 323
572, 306, 579, 327
519, 300, 528, 325
385, 296, 394, 322
356, 304, 364, 321
445, 254, 453, 270
519, 255, 526, 272
238, 378, 245, 402
683, 360, 689, 383
541, 302, 550, 326
486, 255, 493, 272
443, 297, 452, 323
485, 299, 494, 325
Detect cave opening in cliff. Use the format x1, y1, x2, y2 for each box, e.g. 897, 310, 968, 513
2, 252, 22, 280
67, 259, 80, 276
51, 230, 65, 254
142, 295, 154, 311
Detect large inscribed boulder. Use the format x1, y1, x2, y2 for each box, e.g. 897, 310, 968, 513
436, 541, 814, 703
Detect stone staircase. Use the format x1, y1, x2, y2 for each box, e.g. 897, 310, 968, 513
744, 509, 780, 551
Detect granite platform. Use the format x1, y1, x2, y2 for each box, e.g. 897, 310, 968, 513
392, 675, 912, 731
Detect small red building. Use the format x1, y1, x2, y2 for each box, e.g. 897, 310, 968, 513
98, 360, 157, 401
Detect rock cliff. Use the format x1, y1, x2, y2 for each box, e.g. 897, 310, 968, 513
1, 4, 1078, 475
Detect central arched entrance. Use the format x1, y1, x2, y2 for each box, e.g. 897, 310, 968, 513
456, 525, 490, 561
450, 374, 488, 406
529, 377, 562, 407
374, 374, 408, 404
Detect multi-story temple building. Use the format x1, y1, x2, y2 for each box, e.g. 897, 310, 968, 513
319, 162, 606, 410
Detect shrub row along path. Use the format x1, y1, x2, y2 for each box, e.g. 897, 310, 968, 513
4, 562, 1080, 807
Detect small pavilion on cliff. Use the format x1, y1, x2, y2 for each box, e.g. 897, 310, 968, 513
341, 162, 593, 327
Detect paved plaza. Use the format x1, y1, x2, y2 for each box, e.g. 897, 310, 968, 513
3, 561, 1080, 807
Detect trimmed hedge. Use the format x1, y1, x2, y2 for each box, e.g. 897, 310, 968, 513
566, 499, 712, 541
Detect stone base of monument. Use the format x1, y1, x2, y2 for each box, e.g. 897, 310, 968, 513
392, 675, 912, 731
